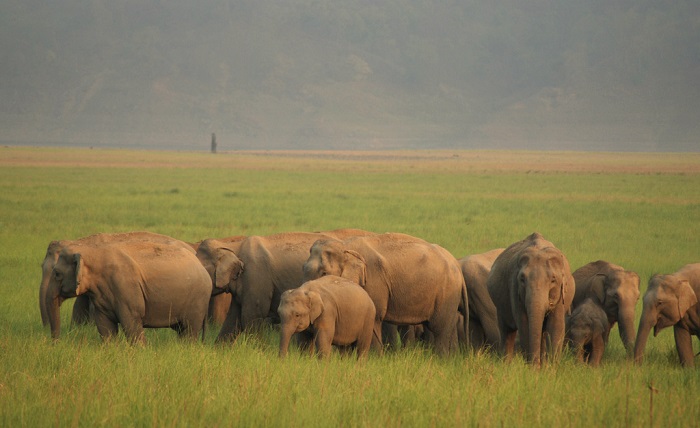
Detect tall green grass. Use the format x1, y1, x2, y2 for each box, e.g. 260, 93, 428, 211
1, 147, 699, 426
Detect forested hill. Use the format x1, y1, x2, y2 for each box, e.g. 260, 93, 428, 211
1, 1, 698, 151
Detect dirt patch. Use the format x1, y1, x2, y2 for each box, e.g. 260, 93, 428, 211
2, 146, 698, 174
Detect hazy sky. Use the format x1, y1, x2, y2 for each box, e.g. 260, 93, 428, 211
1, 1, 698, 151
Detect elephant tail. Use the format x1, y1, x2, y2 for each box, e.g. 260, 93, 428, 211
460, 278, 469, 349
201, 317, 207, 343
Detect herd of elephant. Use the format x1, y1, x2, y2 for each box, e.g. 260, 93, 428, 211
39, 229, 700, 367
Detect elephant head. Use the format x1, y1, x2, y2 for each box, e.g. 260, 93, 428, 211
566, 298, 609, 365
596, 271, 639, 351
45, 247, 88, 339
196, 239, 244, 294
39, 240, 65, 326
576, 261, 640, 353
633, 273, 698, 364
278, 288, 324, 357
303, 240, 367, 287
516, 246, 573, 365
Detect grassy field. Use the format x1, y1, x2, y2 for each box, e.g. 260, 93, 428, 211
1, 146, 699, 427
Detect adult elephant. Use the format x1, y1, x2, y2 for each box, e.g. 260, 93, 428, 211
39, 231, 196, 332
487, 232, 575, 367
634, 263, 700, 367
572, 260, 640, 354
45, 238, 212, 344
302, 232, 468, 356
459, 248, 504, 350
205, 229, 374, 343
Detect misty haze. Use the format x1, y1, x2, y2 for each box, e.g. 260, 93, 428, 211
1, 1, 698, 152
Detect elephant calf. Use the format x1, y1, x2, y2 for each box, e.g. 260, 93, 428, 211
278, 276, 379, 359
566, 298, 610, 367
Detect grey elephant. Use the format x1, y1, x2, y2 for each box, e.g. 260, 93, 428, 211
197, 229, 374, 343
572, 260, 640, 354
566, 298, 610, 367
45, 238, 212, 344
634, 263, 700, 367
302, 233, 468, 356
39, 231, 196, 334
487, 232, 575, 367
278, 275, 379, 359
459, 248, 504, 350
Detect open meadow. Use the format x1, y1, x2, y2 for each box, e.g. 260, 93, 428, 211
1, 146, 699, 427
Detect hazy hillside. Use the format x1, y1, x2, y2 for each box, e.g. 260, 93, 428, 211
1, 0, 698, 151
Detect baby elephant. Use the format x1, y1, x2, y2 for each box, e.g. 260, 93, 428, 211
566, 298, 610, 367
278, 276, 379, 359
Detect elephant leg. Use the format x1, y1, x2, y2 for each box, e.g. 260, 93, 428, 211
544, 306, 566, 363
673, 325, 695, 368
589, 335, 605, 367
356, 324, 374, 360
399, 325, 418, 347
315, 327, 334, 359
469, 320, 486, 350
94, 311, 118, 342
517, 310, 531, 360
208, 293, 231, 325
371, 320, 384, 354
216, 300, 242, 343
503, 330, 517, 361
540, 328, 550, 363
293, 330, 314, 355
241, 298, 270, 332
71, 295, 93, 326
177, 315, 205, 342
382, 323, 400, 349
119, 313, 146, 346
428, 308, 459, 357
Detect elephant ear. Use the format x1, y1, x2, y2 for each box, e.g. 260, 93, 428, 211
215, 248, 244, 290
74, 253, 88, 295
342, 250, 367, 287
676, 279, 698, 320
306, 290, 324, 324
589, 274, 606, 305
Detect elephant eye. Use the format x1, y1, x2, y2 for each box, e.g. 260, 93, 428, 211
53, 270, 63, 281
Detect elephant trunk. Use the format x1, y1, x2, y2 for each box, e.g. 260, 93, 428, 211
526, 299, 546, 367
45, 280, 66, 339
39, 272, 51, 326
633, 308, 656, 364
617, 305, 637, 356
279, 322, 296, 358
